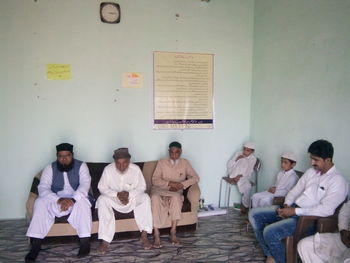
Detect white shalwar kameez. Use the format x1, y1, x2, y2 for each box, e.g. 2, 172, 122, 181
26, 163, 92, 239
251, 169, 298, 208
96, 162, 153, 243
227, 151, 257, 207
298, 200, 350, 263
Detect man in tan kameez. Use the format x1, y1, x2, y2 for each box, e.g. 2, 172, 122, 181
151, 141, 199, 248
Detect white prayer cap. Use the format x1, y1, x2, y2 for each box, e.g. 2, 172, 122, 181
243, 142, 255, 150
281, 152, 297, 162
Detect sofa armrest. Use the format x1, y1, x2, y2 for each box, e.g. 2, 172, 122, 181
26, 173, 41, 221
187, 183, 200, 212
26, 192, 38, 221
317, 216, 338, 233
285, 215, 319, 263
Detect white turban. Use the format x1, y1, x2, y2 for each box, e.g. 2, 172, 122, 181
243, 142, 255, 150
281, 152, 297, 162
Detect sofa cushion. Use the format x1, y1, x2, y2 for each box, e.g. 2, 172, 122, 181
86, 162, 109, 200
30, 177, 40, 195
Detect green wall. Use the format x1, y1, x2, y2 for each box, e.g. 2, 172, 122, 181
2, 0, 349, 220
251, 0, 350, 190
0, 0, 254, 219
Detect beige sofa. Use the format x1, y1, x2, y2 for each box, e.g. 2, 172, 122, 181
26, 161, 200, 237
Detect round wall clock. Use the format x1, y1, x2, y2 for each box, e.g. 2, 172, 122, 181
100, 2, 121, 24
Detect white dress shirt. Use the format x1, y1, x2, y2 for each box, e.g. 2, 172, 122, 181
227, 151, 257, 180
97, 162, 146, 212
285, 165, 348, 217
274, 169, 299, 197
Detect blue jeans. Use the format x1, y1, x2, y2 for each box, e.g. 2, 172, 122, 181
248, 206, 298, 263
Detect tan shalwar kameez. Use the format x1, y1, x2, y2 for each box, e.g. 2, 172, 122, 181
151, 158, 199, 228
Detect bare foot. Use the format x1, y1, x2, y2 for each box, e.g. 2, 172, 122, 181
240, 205, 249, 216
153, 236, 162, 248
153, 230, 162, 248
266, 256, 276, 263
170, 230, 180, 245
97, 240, 110, 255
140, 231, 152, 250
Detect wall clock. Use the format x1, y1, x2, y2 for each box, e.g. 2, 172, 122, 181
100, 2, 120, 24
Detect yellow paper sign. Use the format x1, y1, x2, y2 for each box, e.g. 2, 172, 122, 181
47, 64, 72, 80
122, 72, 143, 88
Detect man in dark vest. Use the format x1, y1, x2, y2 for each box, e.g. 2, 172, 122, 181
25, 143, 92, 262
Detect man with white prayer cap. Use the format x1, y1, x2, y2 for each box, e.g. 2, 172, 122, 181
251, 152, 298, 208
227, 141, 257, 214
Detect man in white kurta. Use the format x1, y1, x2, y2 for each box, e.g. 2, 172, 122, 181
251, 152, 298, 208
227, 141, 257, 213
25, 143, 92, 262
298, 200, 350, 263
96, 148, 152, 253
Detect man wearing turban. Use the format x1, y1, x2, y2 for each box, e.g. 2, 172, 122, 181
25, 143, 92, 262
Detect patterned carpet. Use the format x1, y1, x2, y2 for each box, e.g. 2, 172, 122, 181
0, 209, 265, 263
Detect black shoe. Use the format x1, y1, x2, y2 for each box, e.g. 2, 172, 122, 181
25, 238, 42, 263
77, 237, 90, 258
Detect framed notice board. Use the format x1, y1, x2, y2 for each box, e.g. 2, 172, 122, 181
153, 51, 214, 129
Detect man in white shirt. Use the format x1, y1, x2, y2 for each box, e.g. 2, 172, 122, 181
248, 140, 348, 263
96, 148, 153, 254
251, 152, 298, 208
25, 143, 92, 262
227, 141, 257, 214
298, 200, 350, 263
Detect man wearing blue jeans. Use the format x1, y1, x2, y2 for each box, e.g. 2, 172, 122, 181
248, 140, 348, 263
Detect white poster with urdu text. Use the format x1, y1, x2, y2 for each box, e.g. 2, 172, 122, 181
153, 51, 214, 129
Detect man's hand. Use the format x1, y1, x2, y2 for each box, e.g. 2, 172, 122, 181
276, 207, 295, 218
57, 198, 75, 211
235, 155, 245, 161
268, 186, 276, 194
168, 181, 184, 192
340, 230, 350, 248
117, 191, 129, 205
227, 175, 242, 185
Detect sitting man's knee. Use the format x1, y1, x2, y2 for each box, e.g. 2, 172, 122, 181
141, 193, 151, 204
297, 236, 312, 253
75, 197, 91, 209
32, 197, 51, 213
262, 223, 279, 241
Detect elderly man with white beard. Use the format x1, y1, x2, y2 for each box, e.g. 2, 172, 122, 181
96, 148, 153, 254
